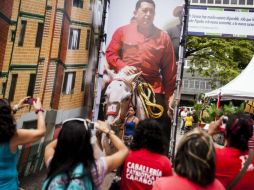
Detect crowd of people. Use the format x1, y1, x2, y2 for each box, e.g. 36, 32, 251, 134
1, 96, 254, 190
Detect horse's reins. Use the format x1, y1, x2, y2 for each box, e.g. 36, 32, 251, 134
136, 81, 164, 118
113, 78, 164, 119
106, 77, 164, 125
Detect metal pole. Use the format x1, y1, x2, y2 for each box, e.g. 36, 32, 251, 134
91, 0, 110, 122
169, 0, 190, 161
83, 0, 109, 119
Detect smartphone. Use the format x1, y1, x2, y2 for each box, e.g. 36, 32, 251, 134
24, 97, 36, 105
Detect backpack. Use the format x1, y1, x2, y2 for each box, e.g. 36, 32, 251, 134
42, 163, 94, 190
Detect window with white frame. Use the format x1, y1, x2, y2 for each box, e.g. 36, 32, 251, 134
183, 79, 189, 88
223, 0, 230, 4
247, 0, 254, 5
62, 72, 76, 94
68, 28, 80, 50
195, 80, 200, 89
206, 81, 211, 90
200, 81, 205, 89
73, 0, 83, 8
189, 80, 194, 89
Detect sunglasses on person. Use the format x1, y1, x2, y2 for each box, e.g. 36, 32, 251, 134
62, 118, 96, 131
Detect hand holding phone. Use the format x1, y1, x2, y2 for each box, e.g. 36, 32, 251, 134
24, 97, 36, 105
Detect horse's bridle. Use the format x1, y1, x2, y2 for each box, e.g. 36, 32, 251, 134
105, 78, 134, 126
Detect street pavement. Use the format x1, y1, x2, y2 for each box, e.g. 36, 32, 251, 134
19, 125, 183, 189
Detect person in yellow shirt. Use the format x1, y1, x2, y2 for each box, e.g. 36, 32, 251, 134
184, 112, 193, 134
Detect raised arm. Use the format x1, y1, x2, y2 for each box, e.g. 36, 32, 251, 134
96, 121, 129, 173
10, 98, 46, 151
44, 139, 57, 167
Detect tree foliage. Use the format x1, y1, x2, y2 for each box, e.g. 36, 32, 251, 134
185, 36, 254, 88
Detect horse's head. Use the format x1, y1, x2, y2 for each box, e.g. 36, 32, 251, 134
104, 72, 142, 126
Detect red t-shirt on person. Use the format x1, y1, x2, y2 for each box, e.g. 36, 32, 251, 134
152, 175, 225, 190
120, 148, 172, 190
216, 147, 254, 190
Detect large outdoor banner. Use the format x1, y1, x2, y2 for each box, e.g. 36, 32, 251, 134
98, 0, 185, 158
188, 6, 254, 39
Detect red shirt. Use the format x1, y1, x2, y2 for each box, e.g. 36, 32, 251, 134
153, 175, 225, 190
106, 22, 176, 100
216, 147, 254, 190
248, 126, 254, 150
121, 148, 172, 190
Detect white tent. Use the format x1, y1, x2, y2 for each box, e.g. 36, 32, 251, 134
205, 55, 254, 100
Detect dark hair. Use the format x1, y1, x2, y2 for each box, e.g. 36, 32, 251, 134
0, 99, 16, 143
47, 120, 96, 186
174, 128, 215, 187
135, 0, 155, 10
130, 119, 165, 154
129, 105, 136, 111
225, 113, 253, 152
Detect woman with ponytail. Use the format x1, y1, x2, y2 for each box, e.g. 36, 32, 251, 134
0, 97, 46, 190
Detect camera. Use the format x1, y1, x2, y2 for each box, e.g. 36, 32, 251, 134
24, 97, 36, 105
219, 116, 228, 132
84, 120, 96, 132
88, 121, 95, 130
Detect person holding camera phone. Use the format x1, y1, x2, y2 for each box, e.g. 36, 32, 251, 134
208, 113, 254, 190
43, 119, 128, 190
0, 97, 46, 190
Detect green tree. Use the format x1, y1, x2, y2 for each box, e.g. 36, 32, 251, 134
186, 36, 254, 88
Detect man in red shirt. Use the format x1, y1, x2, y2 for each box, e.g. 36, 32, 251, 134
106, 0, 176, 153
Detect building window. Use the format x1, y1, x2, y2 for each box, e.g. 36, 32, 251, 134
239, 0, 245, 4
81, 70, 86, 91
192, 0, 199, 3
206, 82, 211, 89
215, 0, 222, 3
200, 0, 207, 3
68, 28, 80, 50
0, 82, 6, 95
189, 80, 194, 89
195, 80, 200, 89
73, 0, 83, 8
62, 72, 76, 94
208, 0, 214, 4
231, 0, 237, 4
27, 74, 36, 96
9, 74, 18, 101
247, 0, 253, 5
35, 23, 44, 47
183, 80, 189, 88
11, 30, 15, 42
223, 0, 230, 4
200, 81, 205, 89
86, 29, 91, 50
18, 20, 27, 46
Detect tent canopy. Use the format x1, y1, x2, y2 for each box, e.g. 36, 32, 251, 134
205, 55, 254, 100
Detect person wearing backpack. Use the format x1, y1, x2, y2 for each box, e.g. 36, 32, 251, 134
42, 118, 128, 190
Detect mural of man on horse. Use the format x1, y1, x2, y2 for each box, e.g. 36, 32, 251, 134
104, 0, 177, 154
